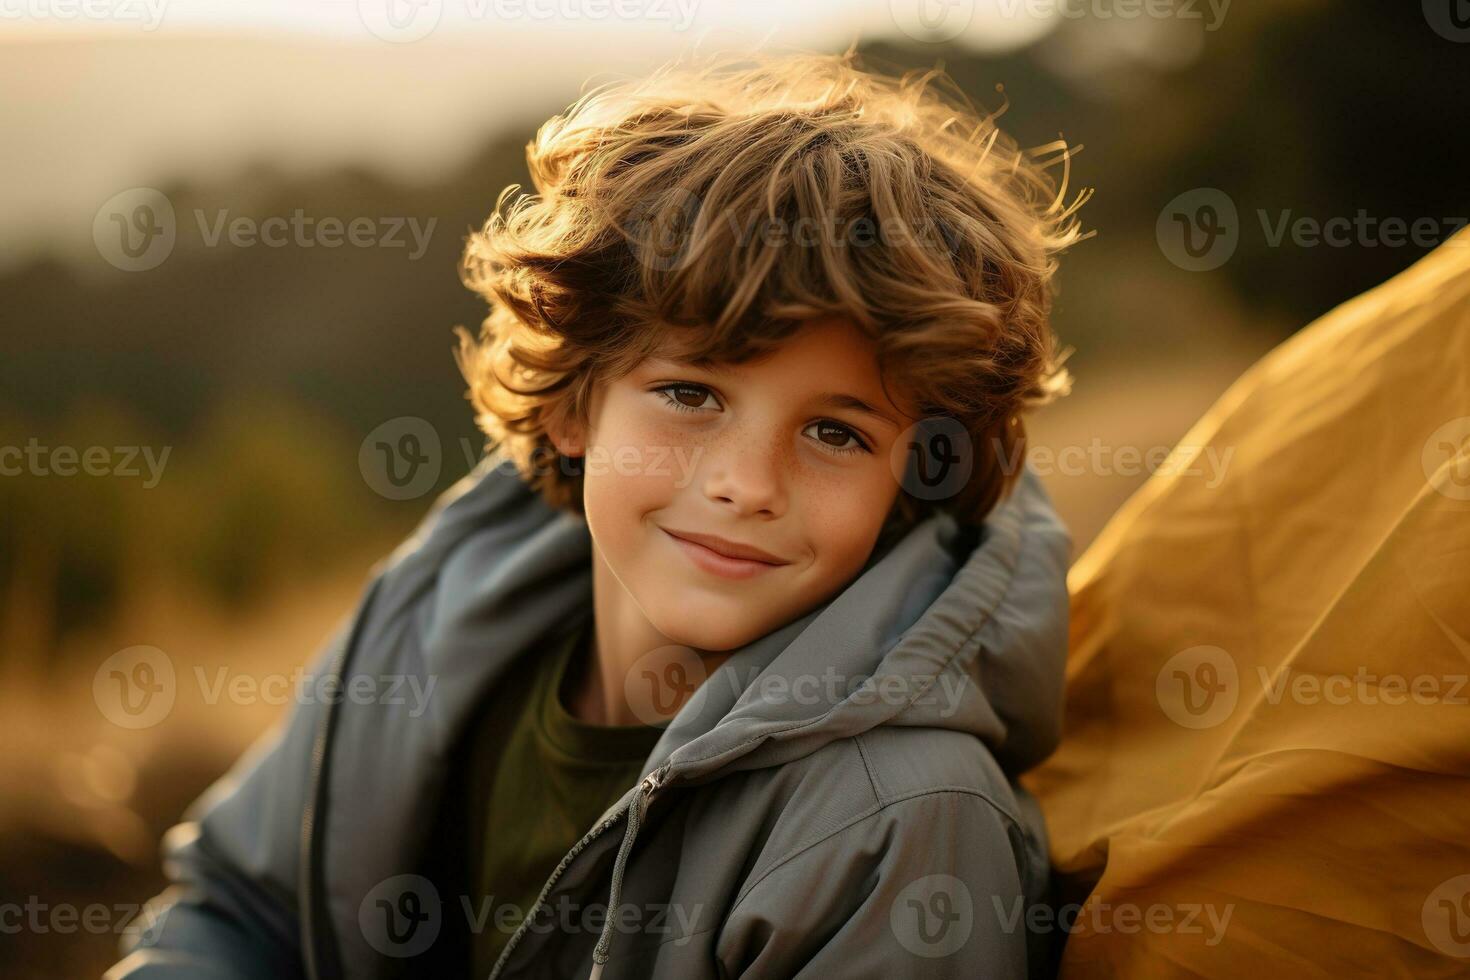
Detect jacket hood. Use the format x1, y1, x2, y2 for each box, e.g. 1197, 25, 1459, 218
377, 451, 1070, 789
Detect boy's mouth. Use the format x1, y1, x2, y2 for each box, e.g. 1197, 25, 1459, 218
659, 527, 791, 580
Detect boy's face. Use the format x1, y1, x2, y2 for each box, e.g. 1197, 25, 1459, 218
572, 317, 912, 652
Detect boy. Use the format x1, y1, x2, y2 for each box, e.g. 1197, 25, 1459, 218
113, 49, 1084, 979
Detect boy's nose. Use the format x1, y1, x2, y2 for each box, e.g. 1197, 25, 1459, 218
700, 441, 787, 519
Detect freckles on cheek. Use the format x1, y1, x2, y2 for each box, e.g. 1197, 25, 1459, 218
801, 468, 898, 566
587, 413, 694, 512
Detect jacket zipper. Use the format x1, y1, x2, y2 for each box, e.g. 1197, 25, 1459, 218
300, 576, 671, 980
487, 765, 669, 980
301, 575, 385, 980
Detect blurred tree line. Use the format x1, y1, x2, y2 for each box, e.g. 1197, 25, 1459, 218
2, 2, 1465, 664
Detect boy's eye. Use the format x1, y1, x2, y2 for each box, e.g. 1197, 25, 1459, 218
804, 420, 870, 455
655, 382, 870, 461
655, 383, 719, 412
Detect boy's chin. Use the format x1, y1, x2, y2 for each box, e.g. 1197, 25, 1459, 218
644, 601, 781, 654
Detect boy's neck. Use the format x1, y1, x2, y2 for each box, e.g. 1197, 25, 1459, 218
570, 542, 731, 727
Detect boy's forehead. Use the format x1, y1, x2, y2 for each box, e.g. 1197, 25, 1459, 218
642, 314, 871, 365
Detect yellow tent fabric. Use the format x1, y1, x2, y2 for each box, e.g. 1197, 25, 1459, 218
1025, 230, 1470, 975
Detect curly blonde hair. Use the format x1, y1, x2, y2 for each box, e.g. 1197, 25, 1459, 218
455, 47, 1089, 523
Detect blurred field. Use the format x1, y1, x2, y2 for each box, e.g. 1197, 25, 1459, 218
0, 541, 388, 978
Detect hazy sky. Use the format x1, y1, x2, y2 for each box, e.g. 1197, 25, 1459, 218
0, 0, 1061, 272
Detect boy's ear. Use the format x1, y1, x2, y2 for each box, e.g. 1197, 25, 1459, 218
546, 411, 586, 458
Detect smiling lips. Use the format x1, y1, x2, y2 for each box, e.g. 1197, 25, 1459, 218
661, 528, 791, 580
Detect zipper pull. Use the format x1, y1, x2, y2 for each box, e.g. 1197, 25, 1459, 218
639, 766, 665, 801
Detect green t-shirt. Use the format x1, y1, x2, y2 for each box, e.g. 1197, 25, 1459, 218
459, 625, 664, 976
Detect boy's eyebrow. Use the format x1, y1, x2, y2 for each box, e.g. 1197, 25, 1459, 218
816, 393, 903, 429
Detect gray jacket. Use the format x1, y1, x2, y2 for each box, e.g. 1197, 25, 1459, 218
110, 453, 1070, 980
